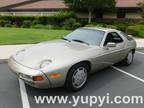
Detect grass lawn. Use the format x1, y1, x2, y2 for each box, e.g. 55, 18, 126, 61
0, 27, 70, 45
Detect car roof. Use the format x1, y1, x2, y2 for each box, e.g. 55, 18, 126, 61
82, 27, 119, 32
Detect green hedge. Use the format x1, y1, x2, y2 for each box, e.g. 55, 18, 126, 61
85, 22, 130, 32
0, 11, 83, 30
85, 22, 144, 38
85, 23, 118, 30
0, 11, 76, 27
0, 20, 5, 27
0, 12, 144, 37
126, 25, 144, 38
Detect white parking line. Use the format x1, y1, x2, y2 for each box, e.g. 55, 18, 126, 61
112, 66, 144, 83
19, 79, 30, 108
136, 51, 144, 55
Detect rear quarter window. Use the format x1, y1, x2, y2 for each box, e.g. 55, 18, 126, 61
120, 32, 134, 41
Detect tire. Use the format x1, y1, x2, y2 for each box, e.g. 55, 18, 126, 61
121, 50, 134, 66
65, 62, 90, 92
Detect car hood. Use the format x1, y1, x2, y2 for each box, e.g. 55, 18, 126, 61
13, 40, 100, 69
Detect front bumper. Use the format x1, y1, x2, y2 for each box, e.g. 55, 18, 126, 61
8, 57, 51, 88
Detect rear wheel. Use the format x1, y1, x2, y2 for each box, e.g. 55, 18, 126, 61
121, 50, 134, 66
65, 63, 90, 92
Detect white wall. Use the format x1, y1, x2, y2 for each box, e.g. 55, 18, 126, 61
126, 13, 142, 19
103, 13, 117, 19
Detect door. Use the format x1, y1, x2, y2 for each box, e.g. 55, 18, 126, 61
100, 32, 126, 66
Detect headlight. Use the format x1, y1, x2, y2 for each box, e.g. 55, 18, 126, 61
39, 60, 52, 69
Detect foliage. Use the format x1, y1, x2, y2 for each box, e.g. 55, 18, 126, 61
72, 22, 82, 29
126, 25, 144, 38
0, 20, 5, 27
63, 18, 81, 29
65, 0, 115, 11
138, 0, 144, 18
106, 25, 118, 29
65, 0, 115, 23
114, 23, 128, 32
22, 20, 31, 28
4, 24, 13, 27
0, 11, 76, 27
32, 19, 41, 25
85, 21, 131, 31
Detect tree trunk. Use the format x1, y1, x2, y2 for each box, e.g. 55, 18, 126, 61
88, 11, 92, 24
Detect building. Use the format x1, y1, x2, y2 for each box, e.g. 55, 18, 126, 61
104, 0, 143, 19
0, 0, 68, 16
77, 0, 143, 20
0, 0, 143, 19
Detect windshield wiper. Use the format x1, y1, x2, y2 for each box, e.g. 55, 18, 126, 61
61, 38, 71, 42
72, 39, 89, 45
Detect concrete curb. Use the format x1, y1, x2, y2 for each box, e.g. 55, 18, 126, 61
136, 47, 144, 50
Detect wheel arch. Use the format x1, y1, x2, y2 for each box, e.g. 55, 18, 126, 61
73, 60, 91, 71
64, 60, 91, 91
65, 60, 91, 82
68, 60, 91, 74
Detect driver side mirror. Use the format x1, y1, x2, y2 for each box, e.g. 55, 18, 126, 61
106, 42, 116, 48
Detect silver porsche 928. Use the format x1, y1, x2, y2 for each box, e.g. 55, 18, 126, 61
8, 27, 136, 91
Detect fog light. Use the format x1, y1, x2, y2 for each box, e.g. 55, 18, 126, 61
33, 76, 44, 81
49, 73, 62, 78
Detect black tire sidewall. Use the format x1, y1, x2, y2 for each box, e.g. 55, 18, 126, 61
123, 51, 134, 66
65, 63, 90, 92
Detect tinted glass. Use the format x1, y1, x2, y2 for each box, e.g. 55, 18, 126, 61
120, 31, 133, 40
104, 32, 123, 46
64, 28, 105, 46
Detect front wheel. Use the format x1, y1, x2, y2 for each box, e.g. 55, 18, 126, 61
121, 50, 134, 66
65, 63, 89, 92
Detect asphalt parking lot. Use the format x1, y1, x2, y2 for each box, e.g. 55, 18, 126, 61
1, 49, 144, 108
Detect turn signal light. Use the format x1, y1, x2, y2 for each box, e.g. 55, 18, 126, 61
49, 73, 62, 78
33, 76, 44, 81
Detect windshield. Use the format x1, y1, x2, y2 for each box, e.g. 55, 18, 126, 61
64, 28, 105, 46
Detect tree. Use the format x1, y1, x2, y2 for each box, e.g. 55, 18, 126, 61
65, 0, 115, 23
138, 0, 144, 18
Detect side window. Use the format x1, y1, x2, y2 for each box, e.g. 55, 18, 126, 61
120, 31, 133, 41
104, 32, 123, 46
104, 33, 113, 46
